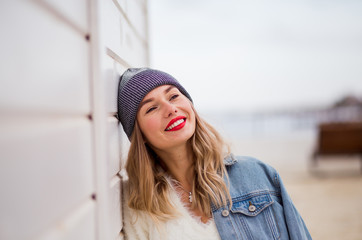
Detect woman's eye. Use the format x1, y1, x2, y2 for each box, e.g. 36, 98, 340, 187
170, 94, 179, 101
146, 106, 157, 114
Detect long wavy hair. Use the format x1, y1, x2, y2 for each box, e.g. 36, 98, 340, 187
125, 105, 232, 221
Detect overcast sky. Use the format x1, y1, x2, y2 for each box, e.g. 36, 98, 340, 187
149, 0, 362, 112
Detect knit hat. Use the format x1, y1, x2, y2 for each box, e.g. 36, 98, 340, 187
117, 68, 193, 139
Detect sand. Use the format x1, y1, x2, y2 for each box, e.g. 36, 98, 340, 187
228, 131, 362, 240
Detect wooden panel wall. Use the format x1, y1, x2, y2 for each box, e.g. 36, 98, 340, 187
0, 0, 148, 239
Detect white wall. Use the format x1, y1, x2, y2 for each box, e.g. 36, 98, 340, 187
0, 0, 149, 239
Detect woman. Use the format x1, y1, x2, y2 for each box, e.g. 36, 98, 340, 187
117, 68, 312, 240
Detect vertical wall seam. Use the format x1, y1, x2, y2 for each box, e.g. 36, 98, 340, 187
89, 0, 112, 239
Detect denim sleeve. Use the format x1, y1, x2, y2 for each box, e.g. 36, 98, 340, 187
275, 172, 312, 240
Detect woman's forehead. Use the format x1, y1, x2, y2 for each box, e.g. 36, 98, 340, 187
145, 85, 176, 97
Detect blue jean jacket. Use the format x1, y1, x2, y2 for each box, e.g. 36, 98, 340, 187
212, 155, 312, 240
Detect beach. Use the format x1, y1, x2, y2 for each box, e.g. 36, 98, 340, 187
227, 130, 362, 240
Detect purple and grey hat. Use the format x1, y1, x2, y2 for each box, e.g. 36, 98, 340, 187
117, 68, 193, 139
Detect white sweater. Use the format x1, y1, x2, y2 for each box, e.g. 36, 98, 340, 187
123, 181, 221, 240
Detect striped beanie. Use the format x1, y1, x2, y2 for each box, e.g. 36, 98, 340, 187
117, 68, 193, 139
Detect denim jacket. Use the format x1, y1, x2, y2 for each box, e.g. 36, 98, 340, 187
213, 155, 312, 240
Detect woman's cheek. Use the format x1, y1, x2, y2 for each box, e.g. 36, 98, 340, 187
143, 117, 161, 134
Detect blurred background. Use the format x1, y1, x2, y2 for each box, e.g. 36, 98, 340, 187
149, 0, 362, 239
150, 0, 362, 113
0, 0, 361, 239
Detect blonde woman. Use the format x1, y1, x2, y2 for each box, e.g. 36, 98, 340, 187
117, 68, 311, 240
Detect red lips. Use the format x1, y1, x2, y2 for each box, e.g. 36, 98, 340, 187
165, 116, 186, 131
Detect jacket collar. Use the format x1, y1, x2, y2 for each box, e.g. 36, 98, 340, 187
223, 153, 237, 166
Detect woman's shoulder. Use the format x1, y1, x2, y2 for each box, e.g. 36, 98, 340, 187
122, 179, 150, 222
224, 154, 276, 172
122, 180, 153, 239
224, 154, 280, 190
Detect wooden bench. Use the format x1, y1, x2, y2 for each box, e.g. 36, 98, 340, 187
312, 122, 362, 172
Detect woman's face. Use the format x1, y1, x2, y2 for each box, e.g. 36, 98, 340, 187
136, 85, 196, 151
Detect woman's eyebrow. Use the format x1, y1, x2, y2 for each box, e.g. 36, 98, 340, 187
164, 85, 175, 94
139, 86, 176, 110
139, 98, 154, 110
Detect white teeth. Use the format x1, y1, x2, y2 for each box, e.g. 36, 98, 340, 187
166, 119, 185, 131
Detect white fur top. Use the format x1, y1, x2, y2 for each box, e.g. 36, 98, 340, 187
123, 179, 221, 240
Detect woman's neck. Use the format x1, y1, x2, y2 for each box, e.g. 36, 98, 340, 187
155, 143, 194, 188
154, 143, 212, 224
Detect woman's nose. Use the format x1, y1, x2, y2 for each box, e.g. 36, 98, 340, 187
164, 102, 177, 117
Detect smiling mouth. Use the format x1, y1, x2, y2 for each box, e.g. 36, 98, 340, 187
165, 116, 186, 131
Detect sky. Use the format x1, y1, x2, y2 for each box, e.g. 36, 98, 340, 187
148, 0, 362, 113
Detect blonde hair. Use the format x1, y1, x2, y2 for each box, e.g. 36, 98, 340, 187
125, 107, 231, 221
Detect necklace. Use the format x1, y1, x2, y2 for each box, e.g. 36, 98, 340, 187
177, 184, 192, 203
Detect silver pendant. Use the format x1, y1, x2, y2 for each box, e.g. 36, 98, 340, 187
188, 192, 192, 203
